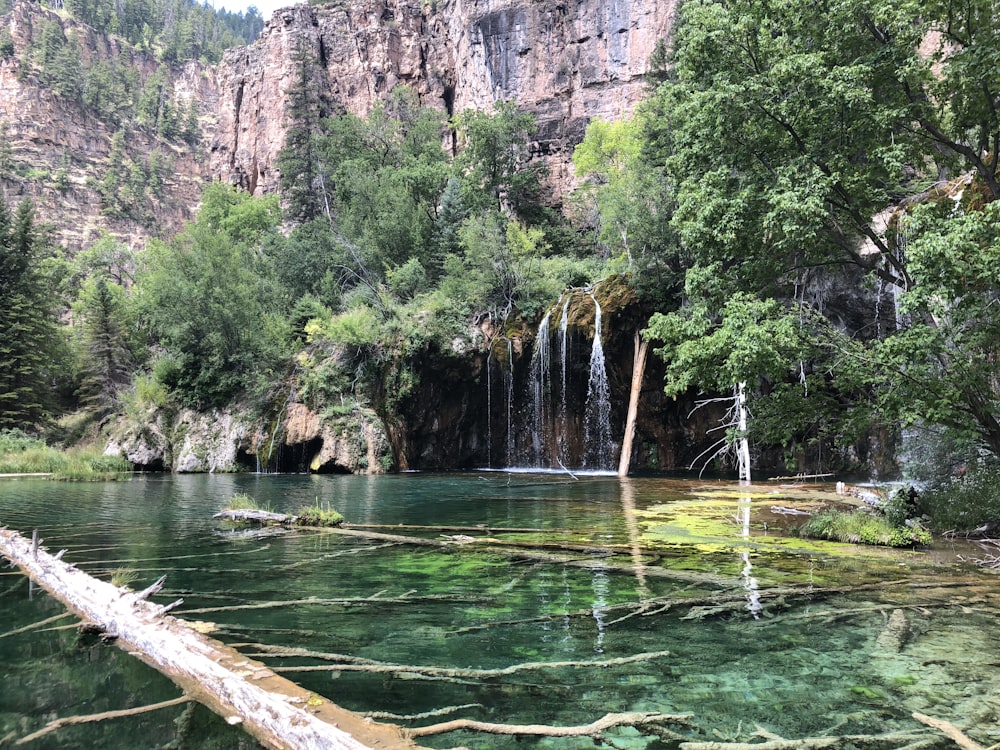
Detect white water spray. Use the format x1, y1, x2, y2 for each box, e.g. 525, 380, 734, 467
584, 292, 614, 469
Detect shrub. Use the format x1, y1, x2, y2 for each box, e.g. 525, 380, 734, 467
799, 509, 931, 547
920, 462, 1000, 532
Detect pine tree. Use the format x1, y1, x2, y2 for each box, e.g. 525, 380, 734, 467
0, 199, 58, 430
276, 40, 328, 223
75, 276, 134, 416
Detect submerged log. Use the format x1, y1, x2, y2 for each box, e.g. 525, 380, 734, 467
0, 526, 420, 750
212, 509, 298, 525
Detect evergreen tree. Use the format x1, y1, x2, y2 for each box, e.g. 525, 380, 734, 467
276, 39, 328, 223
74, 276, 135, 416
0, 199, 58, 429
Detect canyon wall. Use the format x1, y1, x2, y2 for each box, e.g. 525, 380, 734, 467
210, 0, 678, 199
0, 0, 211, 251
0, 0, 675, 250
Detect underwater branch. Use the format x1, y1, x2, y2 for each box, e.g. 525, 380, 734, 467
0, 526, 421, 750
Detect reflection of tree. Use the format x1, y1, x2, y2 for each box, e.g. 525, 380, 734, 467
737, 496, 761, 619
618, 478, 649, 603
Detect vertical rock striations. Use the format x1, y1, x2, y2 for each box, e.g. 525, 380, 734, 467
211, 0, 678, 199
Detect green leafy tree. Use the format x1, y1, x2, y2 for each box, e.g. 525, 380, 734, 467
572, 116, 682, 305
315, 87, 449, 279
639, 0, 1000, 461
137, 183, 289, 407
454, 101, 544, 216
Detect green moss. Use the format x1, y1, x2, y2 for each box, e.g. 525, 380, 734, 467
799, 509, 932, 547
295, 503, 345, 527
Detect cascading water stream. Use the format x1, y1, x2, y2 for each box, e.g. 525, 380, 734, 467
528, 312, 552, 466
584, 292, 614, 470
486, 349, 493, 467
558, 294, 571, 463
505, 338, 515, 466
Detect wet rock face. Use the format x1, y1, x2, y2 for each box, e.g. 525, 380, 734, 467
211, 0, 678, 200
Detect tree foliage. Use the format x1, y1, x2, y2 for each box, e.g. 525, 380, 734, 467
0, 199, 60, 430
137, 184, 289, 408
639, 0, 1000, 463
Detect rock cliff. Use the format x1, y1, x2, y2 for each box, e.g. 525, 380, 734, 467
0, 0, 213, 251
0, 0, 674, 249
105, 401, 391, 473
211, 0, 677, 198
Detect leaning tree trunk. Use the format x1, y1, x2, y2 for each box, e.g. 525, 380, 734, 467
0, 526, 420, 750
618, 331, 649, 478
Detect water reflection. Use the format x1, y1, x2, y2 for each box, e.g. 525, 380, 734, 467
737, 496, 762, 619
1, 474, 998, 750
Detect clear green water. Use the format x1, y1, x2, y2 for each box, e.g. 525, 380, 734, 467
1, 474, 998, 749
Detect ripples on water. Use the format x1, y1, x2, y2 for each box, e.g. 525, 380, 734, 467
0, 474, 998, 749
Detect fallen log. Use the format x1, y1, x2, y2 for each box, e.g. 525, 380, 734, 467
213, 509, 298, 525
0, 526, 421, 750
408, 710, 692, 740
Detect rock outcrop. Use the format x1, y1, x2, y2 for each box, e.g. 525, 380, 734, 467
105, 401, 391, 474
0, 0, 675, 249
211, 0, 677, 199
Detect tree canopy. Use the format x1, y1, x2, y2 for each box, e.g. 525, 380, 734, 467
640, 0, 1000, 461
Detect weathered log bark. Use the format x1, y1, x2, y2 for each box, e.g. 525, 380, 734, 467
911, 712, 988, 750
213, 509, 298, 525
408, 710, 692, 739
0, 527, 421, 750
618, 332, 648, 478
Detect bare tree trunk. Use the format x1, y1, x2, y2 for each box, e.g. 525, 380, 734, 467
736, 381, 751, 485
618, 332, 649, 477
0, 527, 420, 750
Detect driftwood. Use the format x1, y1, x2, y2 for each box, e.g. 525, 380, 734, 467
408, 710, 691, 739
213, 509, 298, 525
15, 695, 192, 745
618, 331, 649, 478
911, 712, 995, 750
344, 523, 563, 534
255, 646, 672, 682
213, 513, 729, 586
678, 730, 933, 749
0, 612, 73, 639
0, 526, 421, 750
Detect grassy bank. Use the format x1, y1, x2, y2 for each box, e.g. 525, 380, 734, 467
0, 430, 132, 481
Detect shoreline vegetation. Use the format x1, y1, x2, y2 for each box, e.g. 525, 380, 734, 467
0, 429, 132, 482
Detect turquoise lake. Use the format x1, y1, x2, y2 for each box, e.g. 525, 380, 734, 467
1, 473, 998, 749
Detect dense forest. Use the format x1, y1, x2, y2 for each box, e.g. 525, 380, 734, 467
2, 0, 1000, 529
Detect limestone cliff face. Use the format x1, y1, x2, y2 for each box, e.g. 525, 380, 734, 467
211, 0, 677, 197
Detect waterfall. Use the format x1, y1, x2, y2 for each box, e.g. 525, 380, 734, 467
486, 350, 493, 467
505, 338, 515, 466
528, 311, 552, 466
584, 292, 614, 469
558, 294, 570, 463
